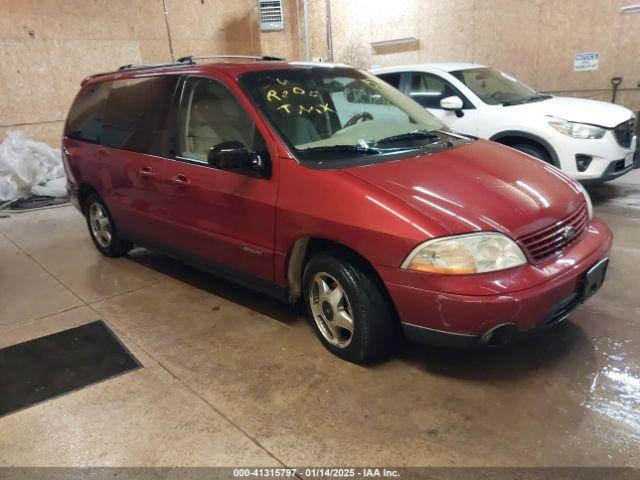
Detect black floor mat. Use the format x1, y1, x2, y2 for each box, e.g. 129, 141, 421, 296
0, 320, 141, 417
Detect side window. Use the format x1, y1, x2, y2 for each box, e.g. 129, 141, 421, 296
65, 82, 109, 143
101, 76, 179, 156
408, 73, 452, 108
377, 73, 402, 89
407, 72, 471, 109
178, 77, 269, 166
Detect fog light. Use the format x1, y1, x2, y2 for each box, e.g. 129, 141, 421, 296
575, 154, 592, 172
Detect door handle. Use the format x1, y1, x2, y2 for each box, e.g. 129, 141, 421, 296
138, 166, 156, 180
171, 174, 190, 188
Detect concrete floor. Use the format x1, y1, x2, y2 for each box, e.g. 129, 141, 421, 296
0, 173, 638, 467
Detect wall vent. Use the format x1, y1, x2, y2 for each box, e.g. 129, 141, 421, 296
259, 0, 284, 31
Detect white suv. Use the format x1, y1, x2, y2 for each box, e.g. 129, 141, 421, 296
371, 63, 637, 183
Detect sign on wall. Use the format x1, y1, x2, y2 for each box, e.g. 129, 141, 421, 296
573, 52, 599, 71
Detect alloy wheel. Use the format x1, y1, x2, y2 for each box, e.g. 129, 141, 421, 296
89, 202, 112, 248
309, 272, 355, 348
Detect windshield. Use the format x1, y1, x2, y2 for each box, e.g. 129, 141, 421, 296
240, 67, 461, 165
450, 67, 542, 106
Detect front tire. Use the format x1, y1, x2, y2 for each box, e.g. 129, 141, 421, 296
511, 143, 552, 164
85, 194, 132, 257
302, 253, 394, 363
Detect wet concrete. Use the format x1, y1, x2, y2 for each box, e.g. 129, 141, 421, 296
0, 174, 638, 467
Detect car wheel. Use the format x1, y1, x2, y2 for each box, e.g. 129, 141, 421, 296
85, 194, 132, 257
302, 253, 394, 363
511, 143, 552, 164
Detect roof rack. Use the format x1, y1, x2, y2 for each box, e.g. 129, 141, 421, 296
81, 59, 193, 86
116, 59, 193, 72
83, 55, 286, 86
176, 54, 285, 63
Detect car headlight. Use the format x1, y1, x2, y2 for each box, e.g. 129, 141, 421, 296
548, 119, 606, 139
576, 182, 594, 220
401, 233, 527, 274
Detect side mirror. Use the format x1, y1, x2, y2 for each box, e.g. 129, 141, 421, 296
207, 140, 264, 173
440, 95, 464, 111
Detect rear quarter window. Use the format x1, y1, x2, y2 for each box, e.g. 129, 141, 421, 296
65, 82, 109, 143
102, 76, 180, 156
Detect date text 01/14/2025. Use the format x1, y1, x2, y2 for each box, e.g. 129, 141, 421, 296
232, 468, 401, 478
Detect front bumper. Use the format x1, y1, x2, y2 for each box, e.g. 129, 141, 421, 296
401, 288, 583, 348
580, 156, 637, 185
382, 218, 613, 347
554, 129, 636, 182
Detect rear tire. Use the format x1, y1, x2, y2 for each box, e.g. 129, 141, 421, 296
85, 194, 132, 257
302, 253, 394, 363
511, 143, 552, 164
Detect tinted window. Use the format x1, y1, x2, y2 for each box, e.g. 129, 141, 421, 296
178, 77, 269, 168
377, 72, 401, 89
101, 76, 179, 156
65, 82, 109, 143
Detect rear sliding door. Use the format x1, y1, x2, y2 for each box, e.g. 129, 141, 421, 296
99, 75, 180, 246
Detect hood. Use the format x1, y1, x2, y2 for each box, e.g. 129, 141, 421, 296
343, 140, 585, 239
506, 95, 633, 128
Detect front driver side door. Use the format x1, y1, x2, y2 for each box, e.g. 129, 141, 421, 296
163, 75, 278, 282
404, 72, 479, 136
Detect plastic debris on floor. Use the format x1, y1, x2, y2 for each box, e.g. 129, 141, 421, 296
0, 130, 67, 201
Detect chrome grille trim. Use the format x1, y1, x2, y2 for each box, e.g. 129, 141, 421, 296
518, 203, 589, 262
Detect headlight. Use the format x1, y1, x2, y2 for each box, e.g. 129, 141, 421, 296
401, 233, 527, 274
576, 182, 594, 220
548, 119, 606, 139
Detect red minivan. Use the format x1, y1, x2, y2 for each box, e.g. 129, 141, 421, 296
62, 57, 612, 363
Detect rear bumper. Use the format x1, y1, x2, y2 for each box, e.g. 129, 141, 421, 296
383, 219, 613, 346
66, 182, 82, 212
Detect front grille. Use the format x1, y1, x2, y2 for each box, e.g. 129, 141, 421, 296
613, 118, 635, 148
518, 203, 589, 262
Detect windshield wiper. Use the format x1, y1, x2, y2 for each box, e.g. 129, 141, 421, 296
299, 144, 385, 155
528, 94, 552, 102
374, 129, 441, 146
436, 129, 476, 141
503, 94, 552, 106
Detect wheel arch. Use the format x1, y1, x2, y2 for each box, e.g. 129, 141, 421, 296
77, 183, 99, 215
489, 130, 560, 167
286, 237, 395, 312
